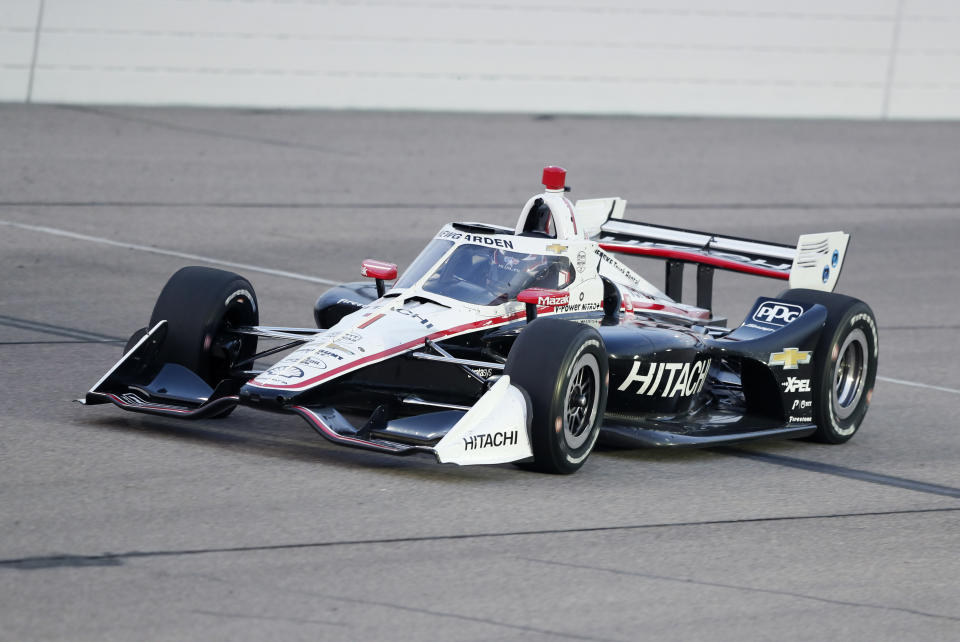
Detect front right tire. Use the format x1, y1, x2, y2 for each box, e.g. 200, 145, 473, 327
505, 317, 608, 473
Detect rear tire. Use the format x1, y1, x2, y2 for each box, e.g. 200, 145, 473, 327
149, 266, 259, 388
505, 317, 608, 473
779, 289, 878, 443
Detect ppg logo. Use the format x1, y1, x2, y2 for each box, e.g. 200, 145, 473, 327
753, 301, 803, 326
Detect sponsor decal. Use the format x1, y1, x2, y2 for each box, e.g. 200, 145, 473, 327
538, 293, 569, 307
471, 367, 493, 379
576, 250, 587, 274
297, 356, 328, 370
579, 291, 585, 302
396, 308, 435, 329
850, 312, 879, 358
768, 348, 812, 370
262, 365, 305, 380
831, 249, 839, 268
564, 302, 602, 313
783, 376, 811, 393
338, 332, 362, 343
789, 415, 813, 423
463, 430, 518, 450
753, 301, 802, 326
546, 243, 568, 253
437, 230, 462, 240
595, 248, 642, 286
315, 348, 345, 361
226, 289, 256, 312
617, 359, 712, 397
336, 298, 363, 308
325, 343, 354, 356
822, 266, 830, 283
791, 399, 812, 410
463, 234, 514, 249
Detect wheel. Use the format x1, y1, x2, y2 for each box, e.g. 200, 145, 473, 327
779, 288, 878, 443
149, 266, 259, 388
505, 317, 608, 473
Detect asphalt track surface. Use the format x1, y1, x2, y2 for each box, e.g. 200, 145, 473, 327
1, 105, 958, 641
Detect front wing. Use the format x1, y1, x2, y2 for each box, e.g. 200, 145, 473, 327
80, 322, 534, 466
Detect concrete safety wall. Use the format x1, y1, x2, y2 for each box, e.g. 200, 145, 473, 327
2, 0, 959, 119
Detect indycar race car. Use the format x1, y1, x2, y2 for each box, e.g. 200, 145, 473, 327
81, 166, 878, 474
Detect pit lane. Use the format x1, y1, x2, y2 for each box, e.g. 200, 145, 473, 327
1, 105, 958, 640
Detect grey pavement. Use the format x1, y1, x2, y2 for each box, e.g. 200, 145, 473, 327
0, 105, 957, 641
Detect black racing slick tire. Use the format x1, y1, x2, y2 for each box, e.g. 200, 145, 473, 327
505, 317, 608, 474
149, 266, 259, 388
779, 288, 878, 443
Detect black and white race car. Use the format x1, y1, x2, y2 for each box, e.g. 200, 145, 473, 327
82, 166, 878, 474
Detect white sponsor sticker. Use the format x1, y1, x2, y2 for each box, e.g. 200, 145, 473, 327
783, 377, 811, 393
753, 301, 803, 326
617, 359, 712, 397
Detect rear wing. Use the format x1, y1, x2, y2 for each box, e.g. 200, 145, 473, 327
575, 197, 850, 310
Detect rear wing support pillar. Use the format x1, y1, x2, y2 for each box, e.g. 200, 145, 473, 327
663, 261, 716, 313
696, 264, 714, 311
665, 260, 684, 303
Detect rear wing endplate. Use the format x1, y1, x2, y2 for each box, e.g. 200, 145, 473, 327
575, 197, 849, 310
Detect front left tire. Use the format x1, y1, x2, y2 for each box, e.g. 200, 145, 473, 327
148, 266, 259, 388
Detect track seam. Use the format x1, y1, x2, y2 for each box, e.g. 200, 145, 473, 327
718, 447, 960, 497
2, 506, 957, 569
523, 558, 960, 623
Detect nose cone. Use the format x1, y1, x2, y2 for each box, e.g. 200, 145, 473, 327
238, 383, 300, 410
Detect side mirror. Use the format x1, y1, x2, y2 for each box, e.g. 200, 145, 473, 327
516, 288, 569, 323
361, 259, 398, 298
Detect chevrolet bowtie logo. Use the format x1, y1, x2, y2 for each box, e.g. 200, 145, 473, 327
768, 348, 812, 370
546, 243, 568, 253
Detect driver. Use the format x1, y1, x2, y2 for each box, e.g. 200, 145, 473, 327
487, 249, 556, 295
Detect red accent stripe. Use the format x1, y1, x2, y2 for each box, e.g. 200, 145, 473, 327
620, 300, 709, 320
357, 313, 385, 329
250, 309, 529, 390
599, 243, 790, 280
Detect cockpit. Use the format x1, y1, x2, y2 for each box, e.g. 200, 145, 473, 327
390, 238, 574, 307
421, 244, 573, 306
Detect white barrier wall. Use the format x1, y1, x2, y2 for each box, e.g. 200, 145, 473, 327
2, 0, 959, 118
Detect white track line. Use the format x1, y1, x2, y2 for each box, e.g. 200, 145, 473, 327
877, 376, 960, 395
6, 218, 959, 397
0, 219, 339, 286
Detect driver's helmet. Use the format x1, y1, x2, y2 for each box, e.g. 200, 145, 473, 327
487, 250, 552, 292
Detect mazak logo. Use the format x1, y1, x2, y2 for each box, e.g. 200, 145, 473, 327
783, 377, 811, 393
753, 301, 803, 326
539, 293, 569, 307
